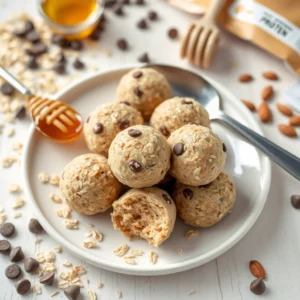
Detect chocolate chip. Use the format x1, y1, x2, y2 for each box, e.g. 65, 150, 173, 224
70, 40, 83, 51
159, 125, 170, 137
5, 264, 21, 279
53, 62, 66, 74
173, 143, 184, 156
93, 123, 103, 134
138, 52, 150, 63
291, 195, 300, 209
52, 34, 69, 48
29, 218, 43, 234
26, 43, 48, 56
117, 38, 128, 51
120, 101, 130, 106
133, 87, 143, 97
137, 19, 148, 29
135, 0, 145, 5
86, 116, 90, 123
10, 246, 24, 262
56, 52, 66, 63
13, 20, 34, 37
15, 105, 26, 119
148, 10, 158, 21
222, 143, 227, 152
118, 119, 130, 130
122, 0, 130, 4
26, 31, 40, 43
27, 56, 39, 69
181, 99, 193, 105
128, 160, 142, 172
250, 278, 266, 295
24, 257, 40, 273
73, 58, 85, 70
133, 71, 143, 78
0, 82, 14, 96
168, 28, 178, 39
89, 29, 101, 41
40, 271, 55, 285
128, 128, 142, 137
0, 222, 15, 237
162, 193, 172, 204
114, 4, 124, 15
64, 285, 80, 300
183, 189, 193, 200
0, 240, 11, 253
15, 279, 31, 295
105, 0, 117, 7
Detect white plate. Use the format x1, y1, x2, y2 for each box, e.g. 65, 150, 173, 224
22, 65, 271, 276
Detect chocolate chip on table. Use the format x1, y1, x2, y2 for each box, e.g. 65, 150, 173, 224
13, 20, 34, 37
0, 82, 14, 96
133, 71, 143, 78
117, 38, 128, 51
162, 194, 172, 204
137, 19, 148, 29
105, 0, 117, 8
291, 195, 300, 209
26, 31, 40, 43
128, 160, 142, 172
5, 264, 22, 279
118, 119, 130, 130
64, 285, 80, 300
222, 143, 227, 152
135, 0, 145, 5
138, 52, 150, 63
26, 43, 48, 56
148, 10, 158, 21
183, 189, 193, 200
15, 278, 31, 295
133, 87, 143, 97
53, 62, 66, 75
114, 4, 124, 16
73, 58, 85, 70
10, 246, 24, 262
27, 56, 39, 70
93, 123, 104, 134
128, 128, 142, 137
168, 28, 178, 39
173, 143, 184, 156
52, 34, 69, 48
15, 105, 26, 119
159, 125, 170, 137
181, 99, 193, 105
70, 40, 83, 51
56, 52, 66, 63
0, 222, 15, 237
250, 278, 266, 295
120, 101, 130, 106
40, 271, 55, 285
0, 240, 11, 253
24, 257, 40, 273
89, 29, 101, 41
29, 218, 43, 234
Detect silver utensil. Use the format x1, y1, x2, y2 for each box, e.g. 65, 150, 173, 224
150, 64, 300, 180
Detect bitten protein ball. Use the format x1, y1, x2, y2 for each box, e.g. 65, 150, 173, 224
173, 172, 236, 227
84, 102, 144, 157
111, 187, 176, 247
116, 68, 172, 120
150, 97, 210, 137
168, 124, 226, 186
60, 154, 122, 215
108, 125, 171, 188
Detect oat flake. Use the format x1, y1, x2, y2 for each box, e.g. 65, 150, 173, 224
64, 219, 79, 229
149, 251, 158, 264
185, 230, 199, 239
114, 244, 129, 257
116, 291, 122, 299
88, 290, 97, 300
38, 172, 50, 184
50, 193, 62, 204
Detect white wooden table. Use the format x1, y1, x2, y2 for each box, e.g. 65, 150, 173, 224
1, 0, 300, 299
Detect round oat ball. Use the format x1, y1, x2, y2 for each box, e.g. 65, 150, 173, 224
173, 172, 236, 227
84, 102, 144, 157
111, 187, 176, 247
150, 97, 210, 137
116, 68, 172, 120
60, 153, 122, 215
108, 125, 171, 188
168, 124, 226, 186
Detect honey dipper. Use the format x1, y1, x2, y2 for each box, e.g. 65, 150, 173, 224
0, 65, 83, 142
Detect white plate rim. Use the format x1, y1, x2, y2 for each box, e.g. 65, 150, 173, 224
22, 64, 271, 276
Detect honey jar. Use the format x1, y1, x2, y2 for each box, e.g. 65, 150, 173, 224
38, 0, 105, 39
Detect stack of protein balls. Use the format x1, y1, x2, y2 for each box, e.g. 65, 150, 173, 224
60, 67, 236, 247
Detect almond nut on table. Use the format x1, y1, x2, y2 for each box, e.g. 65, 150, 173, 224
278, 124, 297, 137
238, 74, 253, 82
258, 102, 272, 123
276, 103, 293, 116
262, 71, 279, 81
289, 116, 300, 126
249, 260, 266, 279
261, 85, 274, 101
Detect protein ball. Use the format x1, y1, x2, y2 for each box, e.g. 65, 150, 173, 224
60, 154, 122, 215
108, 125, 171, 188
116, 68, 172, 120
173, 172, 236, 227
111, 187, 176, 247
168, 124, 226, 186
84, 103, 144, 157
150, 97, 210, 137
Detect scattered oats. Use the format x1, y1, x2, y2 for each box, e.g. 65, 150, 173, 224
13, 212, 22, 218
50, 193, 62, 204
114, 244, 129, 257
4, 113, 15, 123
58, 280, 69, 289
50, 175, 60, 186
60, 272, 69, 280
71, 278, 84, 288
123, 254, 135, 259
51, 291, 60, 297
53, 245, 62, 253
87, 223, 94, 228
149, 251, 158, 265
177, 248, 183, 255
64, 219, 79, 229
38, 262, 56, 276
8, 184, 21, 193
185, 230, 199, 239
56, 206, 71, 218
5, 128, 15, 137
35, 237, 42, 244
73, 265, 86, 276
36, 251, 46, 263
97, 282, 104, 288
38, 172, 50, 183
124, 258, 136, 265
187, 290, 196, 295
12, 141, 23, 154
82, 239, 97, 249
130, 250, 144, 256
88, 290, 97, 300
86, 230, 103, 242
45, 251, 55, 262
0, 212, 7, 224
12, 197, 25, 208
2, 156, 17, 168
116, 291, 122, 299
33, 283, 42, 295
63, 260, 72, 267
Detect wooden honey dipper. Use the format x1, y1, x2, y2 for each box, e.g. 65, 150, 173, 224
0, 66, 83, 142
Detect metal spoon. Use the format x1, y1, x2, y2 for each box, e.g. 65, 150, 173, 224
150, 64, 300, 180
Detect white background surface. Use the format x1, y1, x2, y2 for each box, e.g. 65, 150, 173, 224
0, 0, 300, 299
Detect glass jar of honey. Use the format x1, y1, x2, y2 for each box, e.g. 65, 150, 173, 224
38, 0, 105, 39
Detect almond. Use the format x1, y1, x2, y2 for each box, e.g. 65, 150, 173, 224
238, 74, 253, 83
261, 85, 273, 101
289, 116, 300, 126
249, 260, 266, 279
262, 71, 278, 80
258, 102, 272, 122
242, 100, 256, 112
276, 103, 293, 116
278, 124, 297, 137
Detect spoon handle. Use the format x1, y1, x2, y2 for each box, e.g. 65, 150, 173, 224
217, 112, 300, 180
